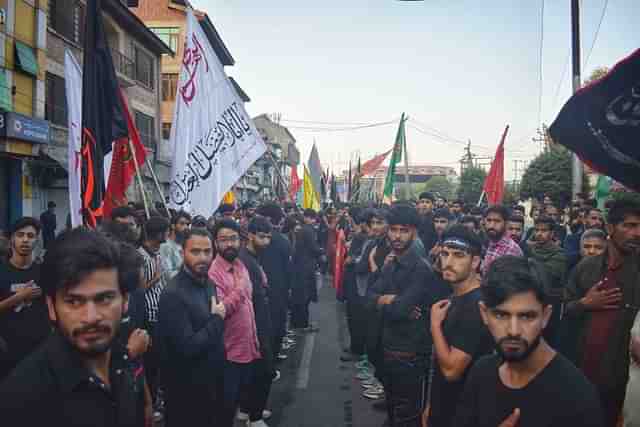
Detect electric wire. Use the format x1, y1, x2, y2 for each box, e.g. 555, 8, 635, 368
583, 0, 609, 71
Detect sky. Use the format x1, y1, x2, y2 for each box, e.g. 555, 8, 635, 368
191, 0, 639, 180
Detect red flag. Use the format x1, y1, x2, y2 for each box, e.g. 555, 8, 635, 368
289, 166, 301, 201
360, 149, 393, 177
333, 229, 347, 298
103, 89, 148, 218
483, 125, 509, 205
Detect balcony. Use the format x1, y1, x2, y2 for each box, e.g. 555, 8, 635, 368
111, 48, 135, 83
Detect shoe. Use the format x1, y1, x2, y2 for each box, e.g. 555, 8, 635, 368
372, 399, 387, 412
282, 343, 294, 351
272, 370, 281, 382
362, 385, 385, 400
283, 337, 296, 345
277, 353, 288, 360
249, 420, 269, 427
262, 410, 272, 420
354, 358, 370, 370
237, 411, 249, 421
152, 411, 164, 422
355, 369, 372, 380
360, 377, 378, 387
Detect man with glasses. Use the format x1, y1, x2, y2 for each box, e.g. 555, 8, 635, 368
209, 219, 261, 427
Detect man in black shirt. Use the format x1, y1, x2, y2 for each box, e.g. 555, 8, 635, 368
368, 205, 447, 427
427, 225, 493, 427
0, 217, 49, 380
40, 201, 57, 250
417, 192, 437, 254
453, 256, 604, 427
158, 228, 226, 426
0, 228, 146, 427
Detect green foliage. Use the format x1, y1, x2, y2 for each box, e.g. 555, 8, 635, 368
420, 176, 457, 201
584, 67, 609, 86
503, 182, 519, 206
458, 166, 486, 205
611, 191, 640, 205
520, 146, 573, 206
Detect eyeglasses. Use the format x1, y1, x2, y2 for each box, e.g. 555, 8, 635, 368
217, 235, 240, 245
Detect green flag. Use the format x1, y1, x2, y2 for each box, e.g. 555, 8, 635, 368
383, 113, 406, 202
596, 175, 611, 210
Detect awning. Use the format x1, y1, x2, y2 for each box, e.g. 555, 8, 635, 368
15, 41, 38, 77
0, 70, 12, 111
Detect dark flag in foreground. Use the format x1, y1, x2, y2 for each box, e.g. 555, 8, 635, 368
549, 48, 640, 192
81, 0, 128, 227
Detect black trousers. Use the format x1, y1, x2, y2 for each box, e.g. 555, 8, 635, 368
346, 294, 367, 355
239, 358, 273, 421
220, 361, 253, 427
291, 301, 310, 329
382, 353, 426, 427
270, 301, 288, 356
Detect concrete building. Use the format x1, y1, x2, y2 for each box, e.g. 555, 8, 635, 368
40, 0, 171, 235
0, 0, 50, 230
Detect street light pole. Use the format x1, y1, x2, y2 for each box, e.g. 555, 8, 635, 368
571, 0, 583, 198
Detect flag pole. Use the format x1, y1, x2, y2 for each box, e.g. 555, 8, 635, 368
129, 139, 150, 219
477, 190, 486, 207
144, 157, 171, 218
402, 115, 411, 199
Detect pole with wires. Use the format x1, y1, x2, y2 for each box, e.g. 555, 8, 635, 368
571, 0, 583, 199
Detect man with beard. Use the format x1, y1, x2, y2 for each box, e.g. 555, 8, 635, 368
368, 205, 447, 426
453, 255, 603, 427
160, 211, 191, 281
158, 228, 226, 426
0, 217, 49, 380
0, 228, 146, 426
427, 225, 493, 427
506, 214, 525, 244
565, 208, 605, 271
481, 206, 523, 277
255, 203, 292, 362
111, 206, 142, 246
565, 199, 640, 426
417, 192, 438, 254
209, 219, 261, 427
237, 217, 275, 427
429, 209, 451, 268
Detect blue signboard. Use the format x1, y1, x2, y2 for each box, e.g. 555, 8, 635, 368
0, 112, 50, 144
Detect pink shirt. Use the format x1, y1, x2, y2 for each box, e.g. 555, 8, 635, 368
209, 255, 261, 364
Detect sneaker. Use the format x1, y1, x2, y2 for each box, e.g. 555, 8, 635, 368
249, 420, 269, 427
152, 411, 164, 422
237, 411, 249, 421
354, 359, 370, 370
362, 385, 385, 400
282, 343, 294, 351
262, 410, 272, 420
355, 369, 372, 380
360, 377, 378, 387
277, 353, 288, 360
272, 370, 281, 382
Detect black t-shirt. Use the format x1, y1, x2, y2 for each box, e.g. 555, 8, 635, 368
0, 261, 50, 376
429, 287, 494, 427
453, 353, 604, 427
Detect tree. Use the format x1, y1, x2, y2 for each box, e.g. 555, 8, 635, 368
519, 145, 589, 206
584, 66, 609, 86
419, 176, 457, 201
458, 166, 486, 205
503, 182, 519, 206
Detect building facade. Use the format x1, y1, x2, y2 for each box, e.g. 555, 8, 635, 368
43, 0, 170, 234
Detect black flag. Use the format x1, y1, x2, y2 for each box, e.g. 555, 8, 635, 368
549, 49, 640, 192
81, 0, 129, 227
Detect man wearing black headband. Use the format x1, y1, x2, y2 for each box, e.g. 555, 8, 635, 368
427, 225, 493, 427
368, 205, 448, 427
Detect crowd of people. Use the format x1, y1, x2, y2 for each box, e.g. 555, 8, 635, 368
0, 191, 638, 427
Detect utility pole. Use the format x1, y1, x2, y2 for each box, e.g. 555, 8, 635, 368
571, 0, 583, 198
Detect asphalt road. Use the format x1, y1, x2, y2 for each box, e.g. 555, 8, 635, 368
249, 276, 383, 427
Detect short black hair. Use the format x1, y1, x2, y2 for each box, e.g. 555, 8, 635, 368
452, 199, 463, 206
303, 209, 317, 219
418, 192, 435, 202
40, 228, 126, 298
10, 217, 41, 235
248, 217, 273, 234
484, 205, 510, 221
191, 215, 208, 228
470, 206, 483, 216
366, 208, 388, 225
256, 203, 284, 223
442, 224, 482, 255
117, 242, 144, 293
218, 203, 235, 215
171, 210, 192, 226
534, 215, 556, 229
607, 198, 640, 226
507, 214, 525, 226
433, 208, 450, 221
110, 206, 136, 221
512, 205, 525, 214
211, 218, 240, 240
482, 256, 549, 308
387, 205, 419, 227
100, 220, 134, 244
460, 215, 480, 230
182, 227, 213, 248
143, 216, 170, 242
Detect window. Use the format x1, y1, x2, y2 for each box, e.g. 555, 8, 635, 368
161, 73, 178, 102
162, 122, 172, 140
48, 0, 84, 44
134, 111, 155, 149
45, 73, 67, 126
149, 27, 180, 53
134, 46, 154, 88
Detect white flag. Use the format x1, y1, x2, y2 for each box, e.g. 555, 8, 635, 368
168, 9, 267, 216
64, 50, 83, 228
